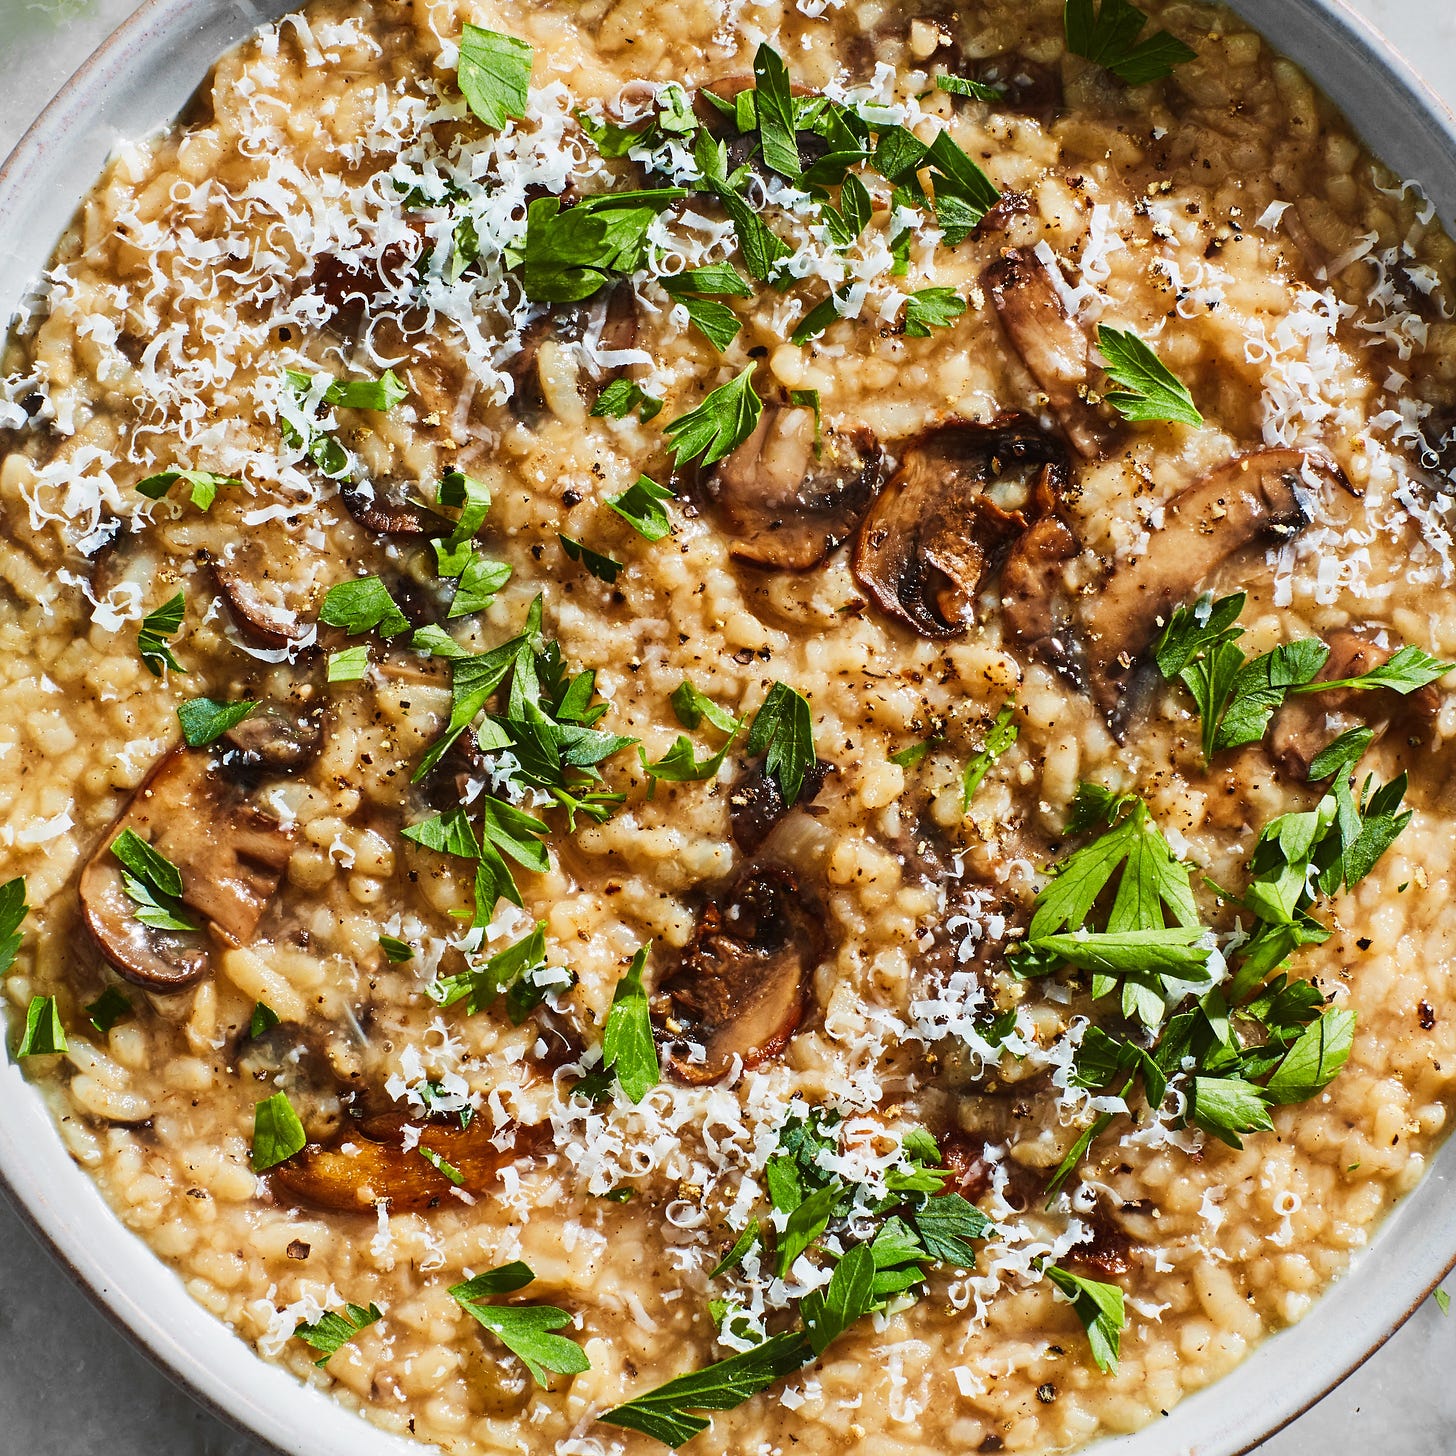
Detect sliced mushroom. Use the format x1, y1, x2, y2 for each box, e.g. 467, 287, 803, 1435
220, 703, 325, 774
1082, 449, 1348, 718
210, 554, 310, 650
270, 1113, 544, 1213
80, 746, 295, 989
999, 451, 1083, 678
653, 864, 825, 1084
339, 478, 448, 537
1064, 1207, 1135, 1276
984, 248, 1110, 458
729, 758, 834, 854
704, 409, 882, 570
1267, 627, 1441, 780
852, 414, 1069, 638
508, 283, 638, 425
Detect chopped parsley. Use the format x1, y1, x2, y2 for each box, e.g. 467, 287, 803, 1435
378, 935, 414, 964
85, 986, 133, 1035
600, 944, 660, 1104
0, 877, 28, 978
251, 1091, 307, 1172
902, 287, 967, 338
559, 534, 624, 584
517, 190, 683, 303
137, 591, 186, 676
961, 700, 1018, 809
177, 696, 257, 748
327, 645, 369, 683
936, 74, 1006, 101
135, 467, 242, 511
319, 576, 411, 638
1044, 1263, 1126, 1373
1064, 0, 1197, 86
1096, 326, 1202, 426
663, 368, 763, 469
591, 378, 663, 423
111, 829, 198, 933
431, 921, 550, 1017
15, 995, 66, 1058
449, 1262, 591, 1384
249, 1001, 280, 1038
456, 24, 533, 131
745, 683, 816, 806
294, 1301, 383, 1368
418, 1145, 465, 1185
606, 475, 676, 541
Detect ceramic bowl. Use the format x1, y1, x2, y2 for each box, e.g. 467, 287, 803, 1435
2, 3, 1454, 1453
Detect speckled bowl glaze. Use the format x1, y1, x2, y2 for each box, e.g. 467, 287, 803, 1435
1, 3, 1454, 1454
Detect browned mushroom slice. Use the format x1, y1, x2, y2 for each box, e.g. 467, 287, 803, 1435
339, 478, 448, 537
210, 555, 310, 650
852, 415, 1069, 638
80, 746, 295, 988
1064, 1208, 1135, 1276
271, 1113, 544, 1213
221, 704, 325, 774
1267, 627, 1441, 780
729, 758, 834, 854
704, 410, 882, 570
654, 865, 825, 1084
1082, 449, 1348, 717
508, 283, 639, 424
985, 248, 1109, 458
999, 452, 1083, 678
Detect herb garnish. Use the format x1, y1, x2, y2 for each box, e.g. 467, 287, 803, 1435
449, 1262, 591, 1384
379, 935, 414, 964
249, 1001, 280, 1038
15, 995, 66, 1058
961, 700, 1018, 809
138, 591, 186, 676
600, 944, 660, 1104
745, 683, 815, 806
663, 368, 764, 470
559, 535, 624, 584
319, 576, 411, 639
591, 378, 663, 423
0, 877, 28, 978
136, 468, 242, 512
327, 646, 369, 683
1096, 326, 1203, 426
294, 1301, 383, 1368
85, 986, 133, 1035
1044, 1264, 1126, 1373
457, 25, 533, 131
903, 287, 967, 338
111, 829, 198, 933
177, 697, 257, 747
251, 1091, 307, 1172
1064, 0, 1197, 86
606, 475, 676, 541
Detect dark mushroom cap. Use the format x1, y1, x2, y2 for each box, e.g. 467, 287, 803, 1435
1267, 626, 1441, 781
339, 478, 450, 538
79, 745, 296, 989
209, 553, 311, 650
220, 703, 325, 774
984, 248, 1110, 459
654, 864, 826, 1084
704, 408, 883, 571
270, 1113, 545, 1213
1083, 448, 1349, 718
853, 414, 1069, 639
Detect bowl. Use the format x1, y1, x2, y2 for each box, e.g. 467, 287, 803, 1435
2, 2, 1455, 1454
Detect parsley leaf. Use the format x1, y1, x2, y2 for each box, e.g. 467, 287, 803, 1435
431, 922, 547, 1016
136, 468, 242, 512
961, 700, 1018, 809
327, 645, 369, 683
910, 1192, 994, 1265
518, 193, 680, 303
559, 534, 624, 583
936, 74, 1005, 101
251, 1091, 307, 1171
903, 287, 967, 338
801, 1242, 876, 1355
599, 1332, 811, 1447
639, 733, 737, 784
591, 378, 663, 422
138, 591, 186, 676
450, 1262, 590, 1384
0, 877, 29, 978
676, 295, 743, 351
672, 681, 742, 735
319, 576, 410, 638
456, 25, 533, 130
663, 368, 764, 469
111, 829, 198, 933
601, 944, 659, 1103
1044, 1263, 1126, 1373
753, 43, 800, 178
1189, 1075, 1274, 1148
249, 1001, 280, 1038
449, 554, 512, 619
177, 697, 257, 747
746, 683, 816, 805
606, 475, 676, 541
85, 985, 132, 1035
1265, 1006, 1356, 1104
15, 995, 66, 1058
294, 1302, 383, 1368
1064, 0, 1197, 85
1096, 326, 1202, 426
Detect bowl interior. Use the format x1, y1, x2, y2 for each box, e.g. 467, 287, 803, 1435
2, 2, 1455, 1454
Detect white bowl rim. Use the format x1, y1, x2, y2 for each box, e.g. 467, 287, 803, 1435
3, 2, 1456, 1454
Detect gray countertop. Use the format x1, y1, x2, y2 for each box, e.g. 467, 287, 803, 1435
1, 1, 1453, 1452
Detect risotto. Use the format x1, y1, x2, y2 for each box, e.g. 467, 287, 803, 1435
4, 0, 1456, 1451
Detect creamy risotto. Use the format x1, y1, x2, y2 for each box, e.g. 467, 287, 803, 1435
5, 1, 1456, 1452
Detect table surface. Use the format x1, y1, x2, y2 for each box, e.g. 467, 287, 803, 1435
1, 1, 1454, 1453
